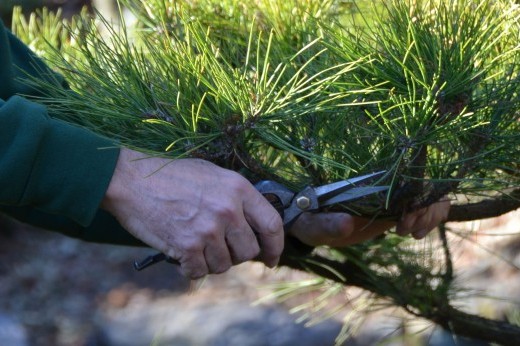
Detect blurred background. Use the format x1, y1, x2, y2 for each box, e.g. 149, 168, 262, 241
1, 1, 520, 346
0, 0, 117, 26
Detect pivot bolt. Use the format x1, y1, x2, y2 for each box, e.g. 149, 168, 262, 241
296, 196, 311, 210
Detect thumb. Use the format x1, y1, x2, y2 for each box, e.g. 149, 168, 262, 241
242, 188, 284, 267
289, 213, 354, 246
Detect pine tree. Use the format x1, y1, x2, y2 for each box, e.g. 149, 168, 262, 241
12, 0, 520, 344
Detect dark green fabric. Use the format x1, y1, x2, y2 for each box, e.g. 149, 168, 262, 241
0, 19, 142, 246
1, 206, 144, 246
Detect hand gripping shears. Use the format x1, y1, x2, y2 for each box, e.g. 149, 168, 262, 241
133, 171, 389, 271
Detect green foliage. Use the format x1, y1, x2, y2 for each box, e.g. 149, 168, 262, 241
12, 0, 520, 343
11, 6, 88, 61
330, 0, 520, 210
20, 0, 520, 213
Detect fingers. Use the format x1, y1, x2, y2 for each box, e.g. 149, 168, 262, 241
225, 224, 260, 264
179, 186, 282, 277
289, 212, 354, 246
176, 226, 250, 279
203, 236, 233, 274
177, 249, 209, 280
288, 197, 451, 249
396, 198, 451, 239
174, 178, 282, 277
290, 212, 399, 247
242, 185, 284, 268
178, 215, 260, 278
107, 153, 286, 280
395, 208, 423, 236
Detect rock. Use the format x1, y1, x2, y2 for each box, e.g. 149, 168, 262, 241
93, 293, 345, 346
0, 313, 28, 346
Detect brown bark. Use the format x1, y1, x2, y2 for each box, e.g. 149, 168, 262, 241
447, 189, 520, 222
280, 251, 520, 345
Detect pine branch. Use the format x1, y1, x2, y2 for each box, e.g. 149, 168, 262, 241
438, 223, 453, 281
12, 2, 520, 344
436, 306, 520, 346
280, 250, 520, 345
448, 188, 520, 221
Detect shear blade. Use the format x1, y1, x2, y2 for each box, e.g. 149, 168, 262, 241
320, 186, 389, 207
314, 170, 387, 201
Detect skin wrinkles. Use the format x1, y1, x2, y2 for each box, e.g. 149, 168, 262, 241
102, 148, 450, 279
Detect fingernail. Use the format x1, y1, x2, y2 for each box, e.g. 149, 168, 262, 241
413, 229, 429, 239
266, 258, 279, 268
395, 225, 406, 236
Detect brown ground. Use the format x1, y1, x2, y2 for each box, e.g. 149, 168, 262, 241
0, 210, 519, 345
0, 217, 190, 345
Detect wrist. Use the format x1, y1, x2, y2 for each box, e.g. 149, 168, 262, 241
100, 147, 136, 212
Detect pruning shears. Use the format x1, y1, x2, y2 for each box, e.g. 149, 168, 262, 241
133, 170, 389, 271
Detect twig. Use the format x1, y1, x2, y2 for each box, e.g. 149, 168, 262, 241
448, 189, 520, 221
279, 249, 520, 345
438, 223, 453, 281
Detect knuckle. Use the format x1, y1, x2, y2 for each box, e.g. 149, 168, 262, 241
228, 173, 258, 198
195, 218, 224, 241
223, 170, 248, 188
182, 240, 204, 254
183, 242, 199, 253
213, 204, 235, 221
229, 171, 250, 186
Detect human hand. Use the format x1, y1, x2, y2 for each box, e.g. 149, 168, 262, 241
101, 148, 284, 279
395, 197, 451, 239
288, 198, 450, 247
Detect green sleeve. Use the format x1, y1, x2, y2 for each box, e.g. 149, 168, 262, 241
0, 20, 142, 246
0, 96, 119, 226
1, 206, 144, 246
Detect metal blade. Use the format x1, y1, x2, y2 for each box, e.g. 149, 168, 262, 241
313, 171, 387, 201
319, 186, 389, 207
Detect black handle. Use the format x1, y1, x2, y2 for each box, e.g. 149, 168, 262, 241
133, 253, 179, 271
